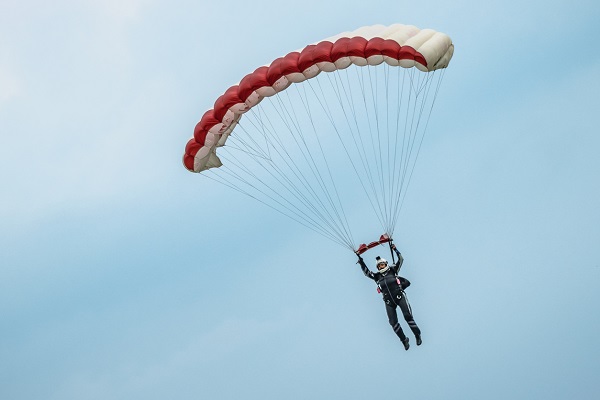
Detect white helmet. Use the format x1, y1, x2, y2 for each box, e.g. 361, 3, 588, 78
376, 256, 389, 270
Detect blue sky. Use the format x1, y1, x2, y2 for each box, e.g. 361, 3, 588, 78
1, 1, 600, 399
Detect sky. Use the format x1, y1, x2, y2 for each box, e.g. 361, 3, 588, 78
1, 0, 600, 399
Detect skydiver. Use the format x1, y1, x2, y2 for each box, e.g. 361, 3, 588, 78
356, 243, 422, 350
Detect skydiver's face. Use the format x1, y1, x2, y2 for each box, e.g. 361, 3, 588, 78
377, 263, 387, 270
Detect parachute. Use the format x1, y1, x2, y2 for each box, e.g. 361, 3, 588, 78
183, 23, 454, 251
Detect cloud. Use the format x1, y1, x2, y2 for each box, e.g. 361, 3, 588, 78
0, 66, 21, 104
0, 75, 181, 229
88, 0, 146, 22
0, 0, 184, 230
47, 315, 289, 400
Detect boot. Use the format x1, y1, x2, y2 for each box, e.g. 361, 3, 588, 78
402, 337, 410, 350
415, 334, 422, 346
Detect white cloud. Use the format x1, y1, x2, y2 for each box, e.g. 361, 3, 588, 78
0, 66, 21, 104
88, 0, 146, 22
0, 0, 182, 230
47, 315, 289, 400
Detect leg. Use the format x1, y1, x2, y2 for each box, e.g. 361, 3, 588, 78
385, 302, 409, 349
398, 292, 422, 344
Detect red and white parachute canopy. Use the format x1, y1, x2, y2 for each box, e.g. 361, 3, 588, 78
182, 24, 453, 251
183, 24, 453, 173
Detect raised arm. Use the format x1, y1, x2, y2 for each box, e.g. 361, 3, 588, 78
356, 253, 376, 281
391, 244, 404, 273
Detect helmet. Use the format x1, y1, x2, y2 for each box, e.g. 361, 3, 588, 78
376, 256, 389, 271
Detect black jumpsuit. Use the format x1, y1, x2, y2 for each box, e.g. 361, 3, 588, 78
358, 248, 421, 343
